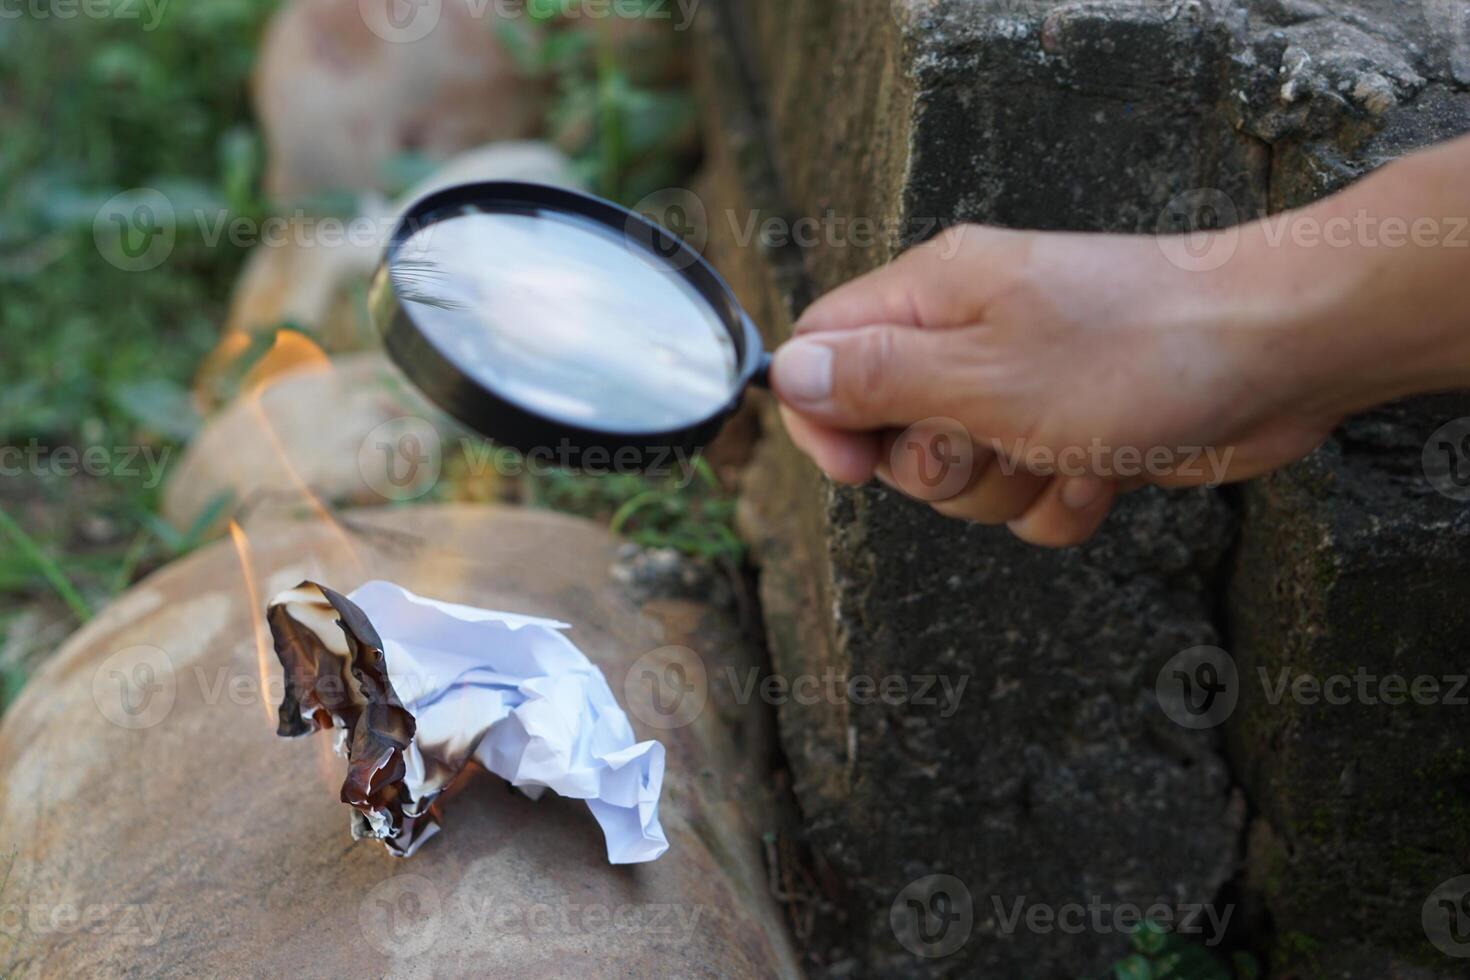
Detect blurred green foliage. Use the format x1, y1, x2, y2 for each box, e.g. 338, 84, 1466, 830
496, 0, 697, 204
490, 7, 734, 558
0, 1, 725, 713
0, 1, 280, 704
0, 0, 275, 444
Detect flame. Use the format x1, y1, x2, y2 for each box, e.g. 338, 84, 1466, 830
242, 329, 332, 393
240, 330, 364, 576
227, 520, 276, 727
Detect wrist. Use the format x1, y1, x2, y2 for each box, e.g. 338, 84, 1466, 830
1241, 157, 1470, 418
1200, 192, 1470, 423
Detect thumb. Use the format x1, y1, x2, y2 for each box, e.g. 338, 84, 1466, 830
770, 325, 966, 431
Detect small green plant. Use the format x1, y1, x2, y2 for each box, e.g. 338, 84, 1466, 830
496, 3, 696, 204
1104, 922, 1259, 980
527, 457, 744, 563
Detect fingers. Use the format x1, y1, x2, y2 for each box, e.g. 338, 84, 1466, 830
771, 325, 980, 432
795, 225, 1011, 334
778, 405, 882, 485
877, 424, 1111, 542
1148, 418, 1332, 488
931, 466, 1053, 525
1006, 476, 1117, 548
782, 406, 1119, 545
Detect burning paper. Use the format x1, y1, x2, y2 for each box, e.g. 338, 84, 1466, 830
266, 580, 668, 863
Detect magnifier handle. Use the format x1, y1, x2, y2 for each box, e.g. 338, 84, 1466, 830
752, 350, 773, 388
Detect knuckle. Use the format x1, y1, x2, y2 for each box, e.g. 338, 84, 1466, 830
840, 329, 902, 415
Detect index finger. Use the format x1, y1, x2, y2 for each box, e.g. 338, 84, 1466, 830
794, 225, 1009, 335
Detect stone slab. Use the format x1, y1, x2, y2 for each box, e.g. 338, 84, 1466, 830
0, 506, 800, 977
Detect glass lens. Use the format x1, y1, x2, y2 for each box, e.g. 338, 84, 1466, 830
390, 206, 739, 433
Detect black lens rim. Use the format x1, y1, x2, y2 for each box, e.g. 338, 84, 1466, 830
372, 181, 764, 462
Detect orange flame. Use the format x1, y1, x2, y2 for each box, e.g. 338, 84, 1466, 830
240, 331, 364, 577
242, 329, 332, 394
227, 520, 276, 727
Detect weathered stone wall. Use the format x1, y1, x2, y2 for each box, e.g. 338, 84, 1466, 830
700, 0, 1470, 976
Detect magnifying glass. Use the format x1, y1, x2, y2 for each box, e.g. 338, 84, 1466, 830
369, 181, 771, 463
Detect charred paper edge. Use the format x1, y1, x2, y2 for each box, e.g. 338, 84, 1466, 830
267, 582, 438, 856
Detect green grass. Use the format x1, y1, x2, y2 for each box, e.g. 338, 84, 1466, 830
0, 2, 727, 713
0, 1, 280, 704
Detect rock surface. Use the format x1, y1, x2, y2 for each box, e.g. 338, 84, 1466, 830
0, 506, 800, 977
1230, 398, 1470, 978
701, 0, 1470, 976
164, 352, 447, 534
253, 0, 545, 199
196, 141, 582, 408
706, 2, 1249, 976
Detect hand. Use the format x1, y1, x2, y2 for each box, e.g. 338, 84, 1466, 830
769, 223, 1346, 547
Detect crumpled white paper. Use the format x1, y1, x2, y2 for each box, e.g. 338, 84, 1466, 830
270, 580, 668, 864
